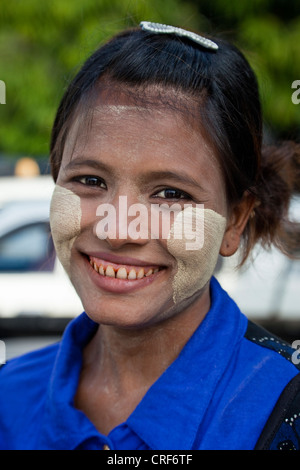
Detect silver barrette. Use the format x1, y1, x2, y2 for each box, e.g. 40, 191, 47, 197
140, 21, 218, 51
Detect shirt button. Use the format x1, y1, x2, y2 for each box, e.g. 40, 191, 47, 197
103, 444, 110, 450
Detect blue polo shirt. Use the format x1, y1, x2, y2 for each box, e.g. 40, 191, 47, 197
0, 277, 299, 450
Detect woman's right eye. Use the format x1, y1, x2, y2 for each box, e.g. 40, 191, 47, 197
75, 176, 107, 189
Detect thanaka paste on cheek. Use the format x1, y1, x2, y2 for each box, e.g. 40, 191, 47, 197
49, 185, 81, 275
167, 207, 227, 303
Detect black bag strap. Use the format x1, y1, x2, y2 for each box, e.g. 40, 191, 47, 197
254, 372, 300, 450
244, 321, 300, 450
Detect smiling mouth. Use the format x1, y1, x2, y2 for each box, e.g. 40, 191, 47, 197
89, 256, 162, 280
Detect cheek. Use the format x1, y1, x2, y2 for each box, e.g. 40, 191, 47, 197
167, 207, 226, 303
49, 185, 82, 275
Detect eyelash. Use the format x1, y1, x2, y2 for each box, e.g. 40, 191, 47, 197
153, 188, 192, 201
73, 175, 107, 189
72, 176, 192, 201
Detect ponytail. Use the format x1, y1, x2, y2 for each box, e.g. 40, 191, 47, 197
243, 141, 300, 261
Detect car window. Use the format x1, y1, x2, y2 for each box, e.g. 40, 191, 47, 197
0, 222, 55, 272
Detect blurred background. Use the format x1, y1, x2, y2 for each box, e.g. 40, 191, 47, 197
0, 0, 299, 359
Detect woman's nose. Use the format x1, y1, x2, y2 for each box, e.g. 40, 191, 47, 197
93, 195, 150, 248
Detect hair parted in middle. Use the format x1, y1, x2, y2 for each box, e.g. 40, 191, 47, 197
50, 24, 300, 262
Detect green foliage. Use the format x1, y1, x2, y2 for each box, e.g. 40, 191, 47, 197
0, 0, 199, 157
240, 14, 300, 136
0, 0, 299, 158
189, 0, 300, 140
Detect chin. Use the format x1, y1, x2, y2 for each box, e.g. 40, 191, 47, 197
81, 293, 175, 331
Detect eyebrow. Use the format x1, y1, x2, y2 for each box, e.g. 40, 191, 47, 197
64, 158, 204, 190
64, 158, 112, 173
138, 170, 204, 191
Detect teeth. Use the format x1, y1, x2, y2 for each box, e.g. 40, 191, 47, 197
99, 265, 105, 275
90, 259, 160, 280
93, 262, 99, 273
128, 269, 137, 280
105, 265, 115, 278
137, 268, 144, 279
116, 267, 127, 279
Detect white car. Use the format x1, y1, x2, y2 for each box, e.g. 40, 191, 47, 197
0, 175, 55, 209
0, 177, 83, 324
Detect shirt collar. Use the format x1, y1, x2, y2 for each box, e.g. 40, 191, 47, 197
39, 277, 247, 450
39, 313, 101, 449
126, 277, 247, 450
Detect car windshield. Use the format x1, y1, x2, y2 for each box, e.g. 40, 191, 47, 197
0, 222, 55, 272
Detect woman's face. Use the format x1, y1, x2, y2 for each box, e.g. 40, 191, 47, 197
50, 92, 229, 329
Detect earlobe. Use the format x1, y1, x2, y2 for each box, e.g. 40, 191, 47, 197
220, 228, 241, 257
219, 192, 256, 257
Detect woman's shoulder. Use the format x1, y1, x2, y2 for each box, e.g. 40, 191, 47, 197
244, 320, 299, 364
241, 320, 300, 450
0, 342, 60, 449
0, 342, 59, 397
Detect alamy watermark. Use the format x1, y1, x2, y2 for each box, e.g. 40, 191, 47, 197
292, 340, 300, 365
95, 197, 204, 250
0, 80, 6, 104
291, 80, 300, 105
0, 340, 6, 365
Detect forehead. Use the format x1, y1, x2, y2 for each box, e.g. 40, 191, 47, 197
59, 88, 228, 211
72, 83, 199, 134
71, 105, 194, 146
63, 86, 213, 161
62, 108, 221, 191
63, 101, 227, 206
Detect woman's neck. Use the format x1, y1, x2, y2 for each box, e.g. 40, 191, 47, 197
75, 287, 210, 434
86, 288, 210, 385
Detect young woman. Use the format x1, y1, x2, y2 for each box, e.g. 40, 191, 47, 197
0, 22, 299, 450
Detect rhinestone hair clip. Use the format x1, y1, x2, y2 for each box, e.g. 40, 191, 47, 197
140, 21, 218, 51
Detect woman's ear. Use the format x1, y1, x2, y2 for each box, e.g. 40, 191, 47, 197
220, 192, 256, 257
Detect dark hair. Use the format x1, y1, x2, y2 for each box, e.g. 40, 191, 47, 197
50, 26, 300, 262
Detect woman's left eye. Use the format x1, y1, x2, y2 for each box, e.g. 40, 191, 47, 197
154, 188, 190, 200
